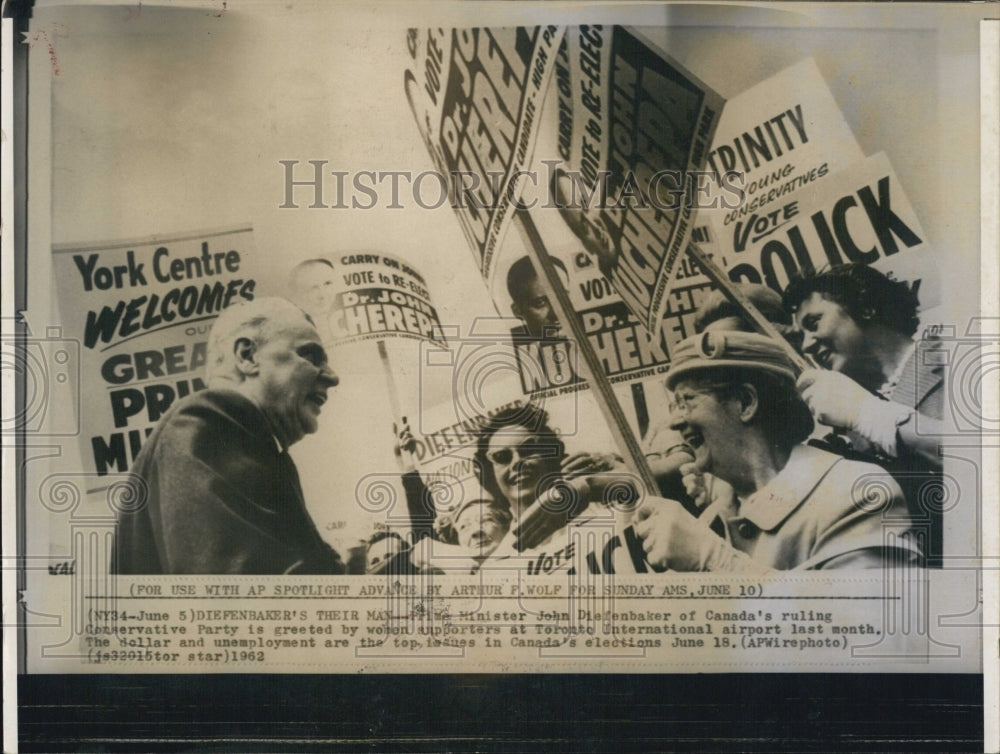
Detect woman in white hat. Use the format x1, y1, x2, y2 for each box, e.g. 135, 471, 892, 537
635, 330, 922, 571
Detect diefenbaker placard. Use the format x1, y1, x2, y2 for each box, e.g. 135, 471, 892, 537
5, 0, 996, 699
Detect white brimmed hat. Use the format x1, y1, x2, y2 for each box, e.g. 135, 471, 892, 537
666, 331, 798, 390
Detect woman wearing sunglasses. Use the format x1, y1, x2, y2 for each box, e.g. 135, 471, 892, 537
391, 407, 623, 558
472, 404, 639, 552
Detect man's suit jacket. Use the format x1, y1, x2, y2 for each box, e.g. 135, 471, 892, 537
113, 389, 344, 574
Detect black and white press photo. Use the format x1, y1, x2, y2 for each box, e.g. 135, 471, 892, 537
4, 5, 996, 745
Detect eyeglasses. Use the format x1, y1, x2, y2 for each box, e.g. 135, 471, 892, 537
668, 389, 715, 416
485, 437, 548, 467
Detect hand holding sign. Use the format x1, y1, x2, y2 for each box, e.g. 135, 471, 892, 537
392, 417, 419, 473
633, 497, 728, 572
560, 451, 626, 479
795, 369, 873, 431
512, 476, 591, 551
634, 498, 706, 571
512, 460, 640, 551
635, 498, 771, 573
680, 462, 733, 512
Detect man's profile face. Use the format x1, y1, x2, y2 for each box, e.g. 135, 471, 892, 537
793, 291, 868, 374
252, 314, 339, 446
291, 262, 337, 319
512, 275, 562, 338
454, 499, 509, 557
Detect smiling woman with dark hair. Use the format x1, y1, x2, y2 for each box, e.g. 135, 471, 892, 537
471, 404, 619, 550
782, 263, 946, 564
392, 404, 632, 555
472, 404, 566, 516
781, 265, 941, 457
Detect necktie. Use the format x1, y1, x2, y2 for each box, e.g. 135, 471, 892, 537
277, 449, 305, 509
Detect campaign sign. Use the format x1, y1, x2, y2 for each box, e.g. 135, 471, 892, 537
405, 26, 566, 282
554, 26, 725, 336
51, 225, 259, 485
330, 252, 446, 347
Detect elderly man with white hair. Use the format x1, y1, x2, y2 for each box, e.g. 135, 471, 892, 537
113, 297, 344, 574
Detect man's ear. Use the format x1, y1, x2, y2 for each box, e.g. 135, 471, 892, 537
736, 383, 760, 424
511, 301, 524, 321
233, 337, 259, 376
